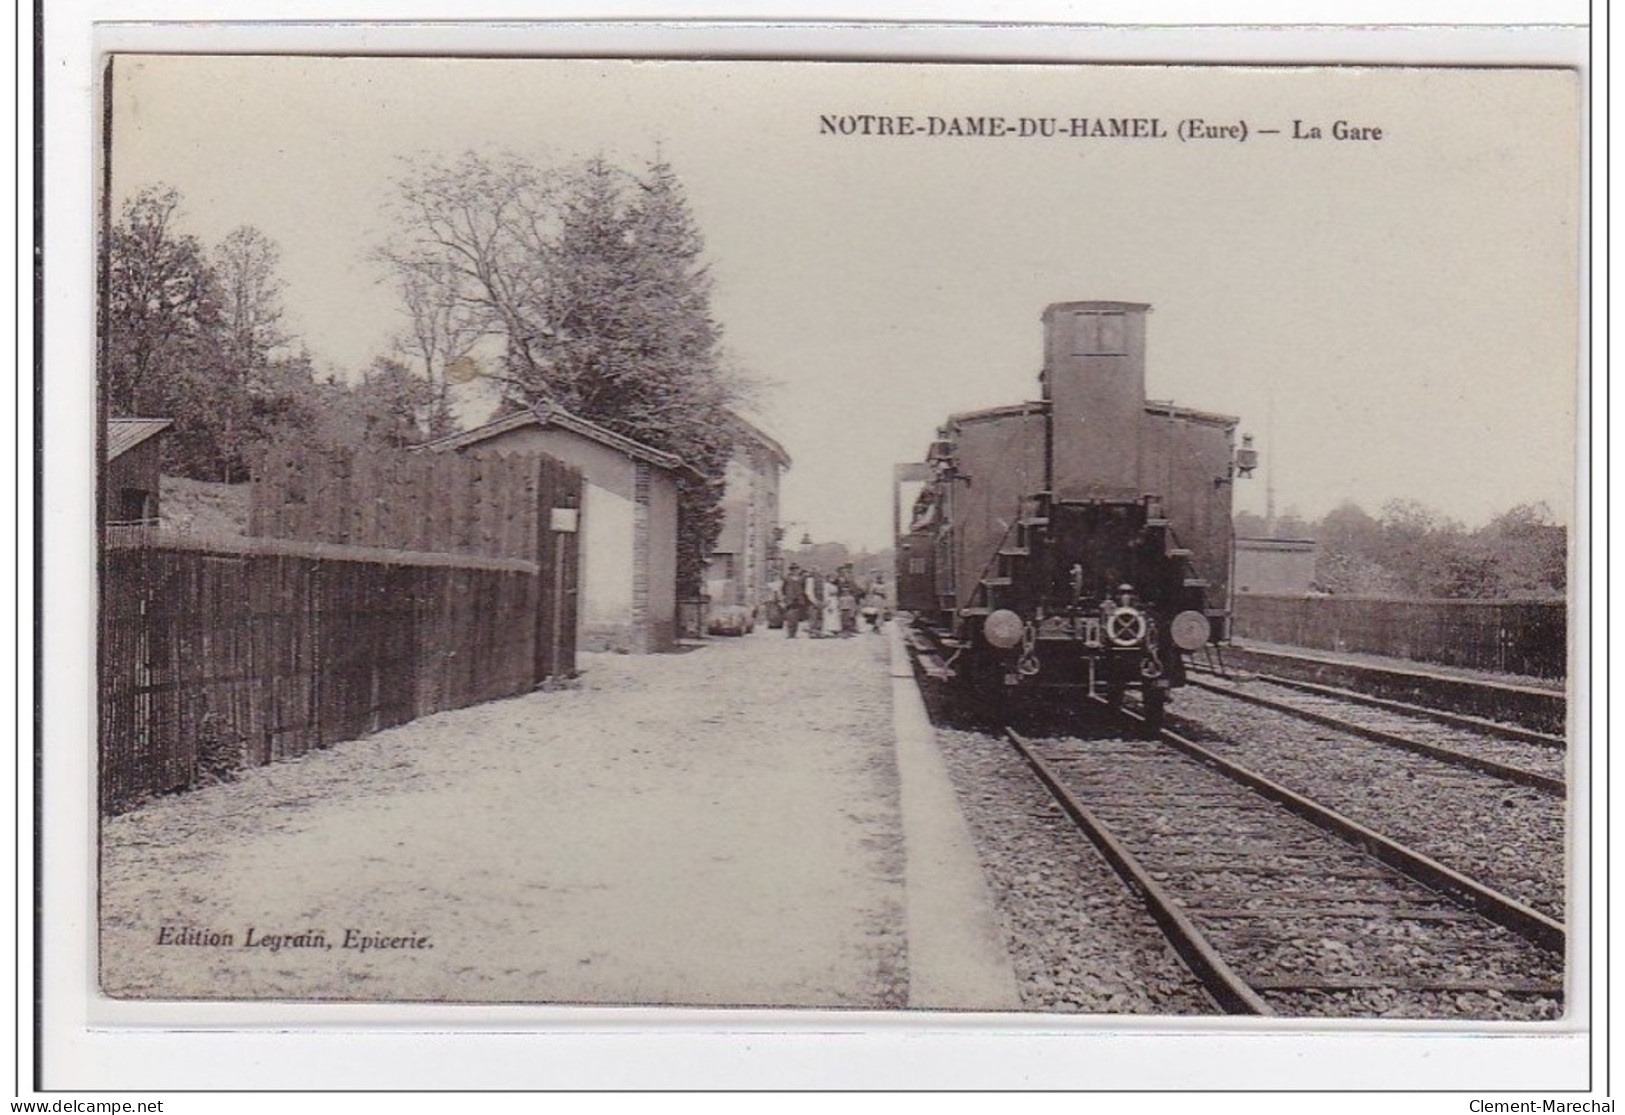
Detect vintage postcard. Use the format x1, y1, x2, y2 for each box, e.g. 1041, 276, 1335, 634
58, 36, 1591, 1090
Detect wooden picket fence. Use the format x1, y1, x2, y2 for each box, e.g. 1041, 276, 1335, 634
99, 446, 584, 814
98, 535, 542, 812
1231, 593, 1567, 679
252, 445, 583, 682
251, 445, 561, 558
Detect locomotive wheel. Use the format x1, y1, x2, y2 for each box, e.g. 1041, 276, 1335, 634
1140, 687, 1167, 737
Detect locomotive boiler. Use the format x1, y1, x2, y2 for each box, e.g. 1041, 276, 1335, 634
894, 301, 1254, 731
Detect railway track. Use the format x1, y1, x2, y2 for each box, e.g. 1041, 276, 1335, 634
1005, 718, 1565, 1019
1165, 678, 1567, 921
1184, 671, 1565, 794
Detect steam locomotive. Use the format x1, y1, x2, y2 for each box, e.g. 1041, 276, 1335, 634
894, 301, 1255, 732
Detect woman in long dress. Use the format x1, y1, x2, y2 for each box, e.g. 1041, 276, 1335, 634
822, 576, 841, 637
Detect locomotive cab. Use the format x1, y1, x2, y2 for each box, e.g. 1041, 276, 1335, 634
895, 300, 1249, 734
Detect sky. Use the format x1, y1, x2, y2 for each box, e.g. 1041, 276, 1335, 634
109, 57, 1581, 551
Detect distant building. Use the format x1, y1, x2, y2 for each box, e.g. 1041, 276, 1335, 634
105, 418, 172, 529
422, 404, 684, 653
705, 415, 791, 616
1234, 536, 1318, 595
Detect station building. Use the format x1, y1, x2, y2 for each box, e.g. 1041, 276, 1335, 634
1233, 536, 1319, 596
704, 416, 791, 619
423, 404, 684, 654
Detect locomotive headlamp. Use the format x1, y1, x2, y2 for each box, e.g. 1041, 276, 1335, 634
983, 609, 1025, 649
1170, 610, 1212, 651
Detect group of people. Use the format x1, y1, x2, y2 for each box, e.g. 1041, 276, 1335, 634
777, 564, 891, 639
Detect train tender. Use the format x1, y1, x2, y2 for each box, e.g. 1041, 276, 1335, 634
894, 301, 1255, 731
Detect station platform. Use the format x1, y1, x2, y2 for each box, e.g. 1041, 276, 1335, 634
1218, 638, 1569, 734
98, 620, 1020, 1013
1225, 637, 1566, 693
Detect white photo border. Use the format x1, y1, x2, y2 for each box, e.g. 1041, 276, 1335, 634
28, 2, 1601, 1097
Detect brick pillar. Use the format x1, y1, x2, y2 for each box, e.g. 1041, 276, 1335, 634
631, 460, 651, 653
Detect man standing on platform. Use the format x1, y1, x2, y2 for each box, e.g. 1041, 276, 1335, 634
837, 565, 860, 637
863, 571, 891, 633
781, 564, 807, 638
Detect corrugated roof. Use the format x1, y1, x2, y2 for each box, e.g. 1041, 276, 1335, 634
107, 418, 172, 460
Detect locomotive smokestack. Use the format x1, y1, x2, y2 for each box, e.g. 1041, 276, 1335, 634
1040, 301, 1149, 502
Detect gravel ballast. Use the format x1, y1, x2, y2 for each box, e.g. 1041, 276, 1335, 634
932, 725, 1216, 1015
1168, 687, 1567, 920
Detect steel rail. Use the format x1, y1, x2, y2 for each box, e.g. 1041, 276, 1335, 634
1004, 728, 1275, 1016
1189, 665, 1565, 750
1183, 677, 1565, 796
1114, 706, 1567, 955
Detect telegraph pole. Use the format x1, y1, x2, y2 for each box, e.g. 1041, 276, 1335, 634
1264, 384, 1276, 537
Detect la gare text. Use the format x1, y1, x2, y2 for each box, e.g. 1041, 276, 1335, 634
817, 115, 1383, 142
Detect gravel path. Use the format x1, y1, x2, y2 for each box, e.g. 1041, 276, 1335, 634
100, 632, 907, 1008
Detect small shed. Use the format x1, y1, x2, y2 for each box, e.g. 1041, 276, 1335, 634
105, 418, 172, 527
422, 404, 684, 653
706, 414, 791, 616
1234, 536, 1319, 595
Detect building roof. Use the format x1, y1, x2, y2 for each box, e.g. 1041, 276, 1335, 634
949, 401, 1048, 426
946, 399, 1240, 430
1043, 300, 1153, 318
727, 412, 792, 470
1143, 400, 1240, 429
1236, 536, 1318, 551
418, 403, 685, 471
107, 418, 172, 460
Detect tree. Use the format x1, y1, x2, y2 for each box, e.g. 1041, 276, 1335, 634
104, 185, 223, 419
104, 185, 257, 479
349, 356, 439, 450
213, 225, 288, 370
380, 151, 751, 594
392, 259, 481, 439
542, 157, 743, 592
1375, 498, 1466, 597
378, 152, 557, 389
1313, 500, 1396, 595
105, 187, 324, 481
1469, 502, 1567, 598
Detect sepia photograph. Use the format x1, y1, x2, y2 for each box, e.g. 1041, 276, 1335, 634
62, 34, 1590, 1089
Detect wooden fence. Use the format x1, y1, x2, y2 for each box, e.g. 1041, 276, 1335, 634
99, 446, 585, 813
1230, 593, 1567, 679
98, 533, 543, 813
252, 445, 582, 681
